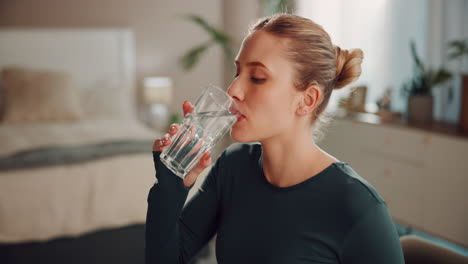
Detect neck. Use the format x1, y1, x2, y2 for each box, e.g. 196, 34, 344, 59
260, 126, 337, 187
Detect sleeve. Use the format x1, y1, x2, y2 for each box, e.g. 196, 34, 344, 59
340, 202, 405, 264
145, 151, 223, 264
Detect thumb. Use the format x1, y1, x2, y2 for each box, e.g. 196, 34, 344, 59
183, 101, 195, 117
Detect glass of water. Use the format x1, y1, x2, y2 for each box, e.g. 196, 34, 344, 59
160, 84, 239, 179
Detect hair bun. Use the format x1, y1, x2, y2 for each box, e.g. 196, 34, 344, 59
334, 47, 363, 89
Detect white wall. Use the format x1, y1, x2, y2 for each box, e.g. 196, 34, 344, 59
222, 0, 262, 87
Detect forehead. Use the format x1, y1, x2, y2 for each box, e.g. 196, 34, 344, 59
236, 31, 290, 64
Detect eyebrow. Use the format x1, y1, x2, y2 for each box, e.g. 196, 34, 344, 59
235, 60, 270, 71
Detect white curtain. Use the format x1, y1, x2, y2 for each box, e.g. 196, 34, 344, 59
427, 0, 468, 123
296, 0, 468, 123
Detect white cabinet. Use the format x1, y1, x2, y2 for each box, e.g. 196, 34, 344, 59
421, 135, 468, 245
318, 117, 468, 247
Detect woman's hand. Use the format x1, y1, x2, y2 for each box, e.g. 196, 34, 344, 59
153, 101, 212, 188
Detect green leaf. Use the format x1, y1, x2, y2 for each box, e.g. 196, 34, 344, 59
424, 69, 452, 88
185, 15, 231, 44
410, 40, 425, 73
448, 39, 468, 60
185, 15, 216, 36
180, 14, 235, 70
429, 69, 452, 87
180, 42, 211, 71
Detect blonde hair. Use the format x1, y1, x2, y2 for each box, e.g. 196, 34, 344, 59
249, 14, 363, 141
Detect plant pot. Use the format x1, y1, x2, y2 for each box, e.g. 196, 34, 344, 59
407, 95, 433, 124
459, 74, 468, 133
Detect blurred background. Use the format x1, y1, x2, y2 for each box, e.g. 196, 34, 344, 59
0, 0, 467, 263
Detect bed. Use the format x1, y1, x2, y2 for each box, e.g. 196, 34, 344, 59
0, 29, 168, 264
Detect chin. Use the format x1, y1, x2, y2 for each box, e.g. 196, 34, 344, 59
229, 127, 252, 143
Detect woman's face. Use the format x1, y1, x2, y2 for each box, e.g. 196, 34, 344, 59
228, 31, 303, 143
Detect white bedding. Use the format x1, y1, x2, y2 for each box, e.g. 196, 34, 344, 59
0, 153, 155, 243
0, 120, 162, 243
0, 120, 159, 157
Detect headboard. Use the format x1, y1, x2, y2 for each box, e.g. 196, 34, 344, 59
0, 28, 136, 101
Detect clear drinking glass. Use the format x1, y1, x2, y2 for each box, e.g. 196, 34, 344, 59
160, 85, 239, 179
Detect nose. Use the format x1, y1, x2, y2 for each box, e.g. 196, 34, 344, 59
227, 78, 243, 102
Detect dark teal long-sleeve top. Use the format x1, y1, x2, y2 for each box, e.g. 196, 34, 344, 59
145, 143, 404, 264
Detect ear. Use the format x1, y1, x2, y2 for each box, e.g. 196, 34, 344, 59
296, 85, 321, 116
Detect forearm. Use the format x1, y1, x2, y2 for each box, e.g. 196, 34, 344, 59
145, 151, 192, 264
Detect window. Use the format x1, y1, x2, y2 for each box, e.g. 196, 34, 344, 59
296, 0, 429, 114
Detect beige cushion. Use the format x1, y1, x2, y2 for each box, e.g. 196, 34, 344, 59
400, 235, 468, 264
1, 67, 83, 123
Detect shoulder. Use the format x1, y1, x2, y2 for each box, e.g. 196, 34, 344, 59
327, 163, 387, 221
333, 163, 384, 203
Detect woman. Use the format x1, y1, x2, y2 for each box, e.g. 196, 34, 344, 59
146, 14, 404, 264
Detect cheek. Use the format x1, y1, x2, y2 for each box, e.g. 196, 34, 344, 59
230, 92, 293, 142
258, 89, 295, 119
247, 92, 280, 126
249, 86, 295, 126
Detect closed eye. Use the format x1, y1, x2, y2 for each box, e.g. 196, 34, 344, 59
251, 77, 265, 84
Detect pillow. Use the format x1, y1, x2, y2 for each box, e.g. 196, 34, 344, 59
1, 67, 83, 123
0, 81, 4, 121
80, 87, 135, 120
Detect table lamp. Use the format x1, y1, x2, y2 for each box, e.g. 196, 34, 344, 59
143, 77, 173, 130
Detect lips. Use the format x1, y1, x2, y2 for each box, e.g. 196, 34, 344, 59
229, 105, 245, 119
237, 115, 245, 122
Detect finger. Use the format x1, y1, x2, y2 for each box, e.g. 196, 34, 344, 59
161, 133, 171, 146
168, 123, 179, 135
187, 138, 204, 156
191, 152, 212, 175
152, 138, 164, 151
183, 101, 195, 117
184, 152, 211, 186
199, 151, 212, 167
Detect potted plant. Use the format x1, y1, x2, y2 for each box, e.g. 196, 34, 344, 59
180, 15, 235, 71
448, 39, 468, 132
401, 41, 453, 124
